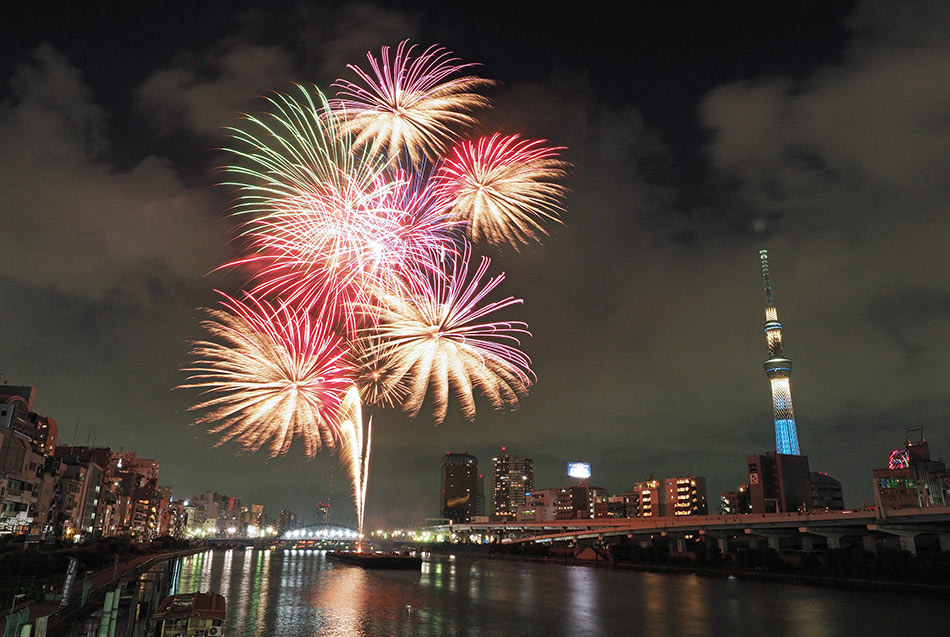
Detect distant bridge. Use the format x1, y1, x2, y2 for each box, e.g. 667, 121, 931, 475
281, 523, 360, 541
202, 524, 361, 550
414, 506, 950, 556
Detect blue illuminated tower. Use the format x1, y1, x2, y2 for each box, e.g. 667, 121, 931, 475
759, 250, 800, 455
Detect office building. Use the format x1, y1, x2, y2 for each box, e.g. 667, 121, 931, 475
720, 484, 752, 514
810, 472, 845, 511
663, 476, 708, 516
747, 452, 813, 513
491, 448, 534, 521
874, 427, 948, 509
441, 452, 481, 523
633, 478, 663, 517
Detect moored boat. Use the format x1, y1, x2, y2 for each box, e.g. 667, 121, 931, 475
150, 592, 226, 636
328, 550, 422, 570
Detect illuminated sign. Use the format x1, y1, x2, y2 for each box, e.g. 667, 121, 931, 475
567, 462, 591, 479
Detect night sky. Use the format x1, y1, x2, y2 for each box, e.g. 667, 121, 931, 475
3, 1, 949, 528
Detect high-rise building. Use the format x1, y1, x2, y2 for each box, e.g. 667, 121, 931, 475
0, 386, 58, 455
810, 472, 845, 511
747, 452, 813, 513
663, 476, 708, 516
277, 509, 297, 533
491, 448, 534, 521
720, 484, 752, 514
555, 485, 604, 520
315, 501, 330, 524
0, 426, 54, 535
475, 473, 485, 517
633, 478, 662, 517
614, 491, 640, 518
873, 427, 948, 509
759, 250, 801, 455
441, 452, 480, 523
516, 488, 559, 521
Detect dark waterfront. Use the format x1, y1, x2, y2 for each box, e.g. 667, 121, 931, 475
161, 549, 950, 636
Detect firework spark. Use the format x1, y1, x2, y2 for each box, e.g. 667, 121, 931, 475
331, 40, 492, 164
366, 247, 534, 424
223, 86, 452, 332
435, 134, 568, 248
181, 293, 355, 457
351, 332, 410, 409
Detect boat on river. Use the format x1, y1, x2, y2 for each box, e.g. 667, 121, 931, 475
150, 592, 226, 636
328, 550, 422, 570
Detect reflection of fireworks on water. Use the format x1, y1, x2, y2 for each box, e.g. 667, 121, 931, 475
436, 134, 568, 248
181, 293, 354, 458
368, 247, 533, 424
331, 40, 492, 164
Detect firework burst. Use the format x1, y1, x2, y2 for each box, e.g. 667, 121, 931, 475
366, 247, 534, 424
181, 293, 355, 458
331, 40, 492, 164
223, 86, 450, 332
435, 134, 568, 248
183, 42, 566, 533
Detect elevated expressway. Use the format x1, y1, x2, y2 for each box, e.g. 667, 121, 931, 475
430, 506, 950, 555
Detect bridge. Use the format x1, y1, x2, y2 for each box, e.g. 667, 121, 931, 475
201, 524, 362, 550
278, 523, 362, 550
407, 506, 950, 556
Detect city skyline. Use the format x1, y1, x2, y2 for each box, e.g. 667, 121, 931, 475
2, 2, 949, 527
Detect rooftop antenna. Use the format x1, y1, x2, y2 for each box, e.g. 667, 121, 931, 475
759, 249, 773, 306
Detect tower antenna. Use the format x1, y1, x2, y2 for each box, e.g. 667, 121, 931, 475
759, 249, 773, 306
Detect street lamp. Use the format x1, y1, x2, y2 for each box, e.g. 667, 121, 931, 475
10, 593, 25, 614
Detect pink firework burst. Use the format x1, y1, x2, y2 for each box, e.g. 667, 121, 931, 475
222, 85, 452, 334
331, 40, 492, 164
180, 292, 355, 458
435, 134, 568, 248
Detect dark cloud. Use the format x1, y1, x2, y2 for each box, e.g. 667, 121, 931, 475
137, 42, 299, 137
2, 1, 948, 528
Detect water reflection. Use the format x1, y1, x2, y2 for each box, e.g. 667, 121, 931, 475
565, 566, 601, 635
165, 550, 950, 636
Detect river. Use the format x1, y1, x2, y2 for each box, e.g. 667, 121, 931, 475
161, 549, 948, 636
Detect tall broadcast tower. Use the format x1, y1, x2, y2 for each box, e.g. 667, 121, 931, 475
759, 250, 800, 455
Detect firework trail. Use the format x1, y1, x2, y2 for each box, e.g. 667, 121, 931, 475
338, 387, 371, 546
331, 40, 492, 164
181, 293, 355, 458
435, 134, 568, 248
366, 246, 534, 424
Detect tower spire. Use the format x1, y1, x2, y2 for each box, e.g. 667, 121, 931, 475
758, 250, 800, 455
759, 249, 773, 306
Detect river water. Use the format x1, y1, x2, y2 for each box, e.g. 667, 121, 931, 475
165, 549, 948, 636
